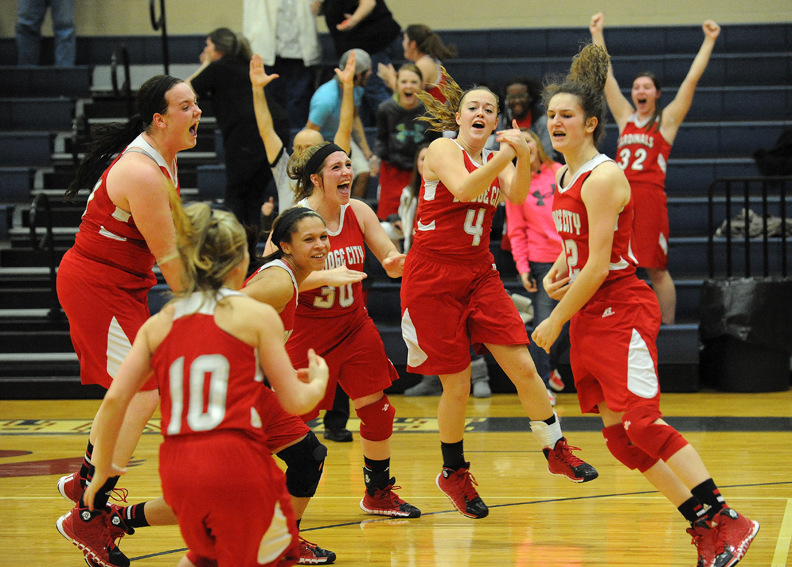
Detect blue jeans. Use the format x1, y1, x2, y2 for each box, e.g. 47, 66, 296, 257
527, 261, 570, 383
16, 0, 75, 66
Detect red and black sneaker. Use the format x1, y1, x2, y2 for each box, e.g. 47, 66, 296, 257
543, 437, 598, 483
436, 463, 488, 519
712, 507, 759, 567
360, 479, 421, 518
298, 535, 336, 564
56, 505, 130, 567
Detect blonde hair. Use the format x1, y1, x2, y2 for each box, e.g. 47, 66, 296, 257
544, 43, 610, 147
416, 67, 500, 133
170, 199, 247, 298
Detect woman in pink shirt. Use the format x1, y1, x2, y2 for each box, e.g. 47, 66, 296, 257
506, 130, 568, 396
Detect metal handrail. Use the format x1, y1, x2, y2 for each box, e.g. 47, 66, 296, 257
707, 176, 791, 278
110, 45, 133, 119
149, 0, 170, 75
28, 193, 63, 320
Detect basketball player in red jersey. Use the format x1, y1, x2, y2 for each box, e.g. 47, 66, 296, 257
533, 43, 757, 567
274, 142, 421, 519
590, 13, 721, 324
245, 206, 364, 565
400, 70, 599, 521
55, 75, 199, 567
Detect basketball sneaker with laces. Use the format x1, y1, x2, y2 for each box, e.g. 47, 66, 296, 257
712, 507, 759, 567
359, 478, 421, 518
56, 505, 130, 567
436, 463, 488, 519
58, 471, 84, 503
543, 437, 598, 483
298, 535, 336, 564
687, 518, 718, 567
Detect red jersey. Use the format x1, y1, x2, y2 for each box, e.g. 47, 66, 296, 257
294, 200, 366, 323
73, 134, 180, 277
616, 114, 672, 192
411, 142, 501, 261
553, 154, 638, 287
245, 259, 298, 342
152, 289, 266, 443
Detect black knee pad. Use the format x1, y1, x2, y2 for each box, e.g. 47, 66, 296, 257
276, 431, 328, 498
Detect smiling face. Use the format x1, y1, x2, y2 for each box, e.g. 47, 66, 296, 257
546, 93, 595, 154
456, 89, 499, 144
312, 151, 353, 205
162, 82, 202, 151
280, 215, 330, 273
397, 69, 422, 109
506, 83, 531, 120
631, 75, 660, 117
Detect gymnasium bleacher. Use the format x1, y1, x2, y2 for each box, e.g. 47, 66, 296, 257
0, 23, 789, 398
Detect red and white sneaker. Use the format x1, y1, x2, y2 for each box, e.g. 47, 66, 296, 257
712, 507, 759, 567
547, 369, 565, 392
543, 437, 598, 483
58, 471, 84, 503
359, 479, 421, 518
687, 518, 718, 567
56, 505, 130, 567
436, 463, 488, 519
298, 535, 336, 564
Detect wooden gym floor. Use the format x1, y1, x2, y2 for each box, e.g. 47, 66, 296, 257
1, 391, 790, 566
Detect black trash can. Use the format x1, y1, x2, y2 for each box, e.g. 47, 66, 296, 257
699, 277, 792, 392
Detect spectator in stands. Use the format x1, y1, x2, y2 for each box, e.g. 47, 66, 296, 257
242, 0, 323, 130
504, 129, 568, 405
54, 74, 198, 567
372, 64, 437, 220
307, 48, 374, 199
187, 27, 291, 258
533, 41, 757, 567
379, 24, 457, 104
400, 71, 598, 520
323, 0, 402, 126
15, 0, 75, 66
590, 13, 721, 324
486, 76, 555, 161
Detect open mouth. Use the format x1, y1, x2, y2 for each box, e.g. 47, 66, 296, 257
189, 122, 199, 136
472, 120, 486, 130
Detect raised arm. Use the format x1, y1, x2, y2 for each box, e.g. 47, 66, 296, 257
250, 54, 286, 164
661, 20, 721, 143
333, 50, 356, 154
589, 12, 634, 130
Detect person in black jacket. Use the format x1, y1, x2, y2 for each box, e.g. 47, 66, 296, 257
187, 27, 291, 256
324, 0, 401, 126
